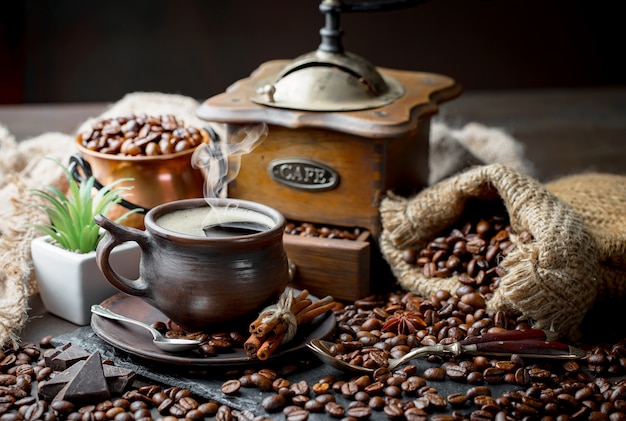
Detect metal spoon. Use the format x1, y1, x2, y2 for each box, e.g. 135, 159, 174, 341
91, 304, 201, 353
308, 331, 586, 374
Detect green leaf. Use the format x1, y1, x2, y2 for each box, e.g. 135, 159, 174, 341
28, 158, 143, 253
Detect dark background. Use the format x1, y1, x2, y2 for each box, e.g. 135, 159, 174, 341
1, 0, 624, 104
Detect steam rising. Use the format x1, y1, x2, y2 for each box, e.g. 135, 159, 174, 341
191, 123, 268, 201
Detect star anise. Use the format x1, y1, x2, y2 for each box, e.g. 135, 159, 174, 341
381, 311, 427, 335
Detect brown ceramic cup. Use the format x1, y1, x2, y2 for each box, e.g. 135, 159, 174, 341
94, 198, 290, 330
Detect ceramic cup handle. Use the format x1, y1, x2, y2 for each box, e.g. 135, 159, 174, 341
94, 214, 151, 297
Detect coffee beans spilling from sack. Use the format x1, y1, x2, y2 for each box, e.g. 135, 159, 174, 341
78, 113, 206, 156
400, 210, 533, 301
380, 164, 626, 340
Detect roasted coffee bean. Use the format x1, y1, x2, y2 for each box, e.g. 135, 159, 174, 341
38, 336, 53, 348
447, 393, 468, 407
270, 378, 289, 393
467, 371, 484, 384
514, 367, 530, 385
383, 401, 405, 419
353, 390, 369, 403
466, 386, 492, 399
424, 367, 446, 381
185, 408, 205, 420
169, 403, 189, 418
404, 406, 429, 421
367, 396, 385, 411
445, 363, 468, 381
484, 367, 506, 384
251, 373, 274, 392
156, 398, 174, 415
470, 409, 495, 421
347, 405, 372, 419
22, 401, 47, 421
290, 380, 311, 396
197, 401, 218, 416
178, 396, 198, 412
304, 398, 325, 413
0, 374, 16, 386
384, 385, 402, 398
528, 367, 552, 381
221, 379, 241, 395
284, 408, 309, 421
128, 400, 148, 412
261, 394, 286, 413
50, 400, 75, 415
215, 404, 233, 421
400, 377, 426, 395
341, 381, 360, 398
325, 401, 345, 417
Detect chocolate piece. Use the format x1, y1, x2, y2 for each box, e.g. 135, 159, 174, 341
103, 364, 136, 394
46, 344, 90, 371
38, 360, 137, 402
38, 360, 85, 401
53, 352, 110, 405
42, 342, 72, 366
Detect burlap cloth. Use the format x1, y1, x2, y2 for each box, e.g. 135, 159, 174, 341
380, 164, 626, 340
0, 91, 533, 348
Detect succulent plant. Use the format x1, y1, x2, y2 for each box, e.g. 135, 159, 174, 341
29, 158, 141, 253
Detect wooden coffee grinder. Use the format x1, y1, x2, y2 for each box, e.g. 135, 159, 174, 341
196, 0, 461, 300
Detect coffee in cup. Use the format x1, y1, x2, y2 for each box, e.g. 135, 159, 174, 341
95, 198, 290, 330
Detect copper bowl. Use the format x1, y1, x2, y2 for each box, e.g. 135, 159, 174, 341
74, 137, 207, 229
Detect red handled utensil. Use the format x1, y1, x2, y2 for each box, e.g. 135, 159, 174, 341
458, 328, 559, 344
307, 329, 586, 374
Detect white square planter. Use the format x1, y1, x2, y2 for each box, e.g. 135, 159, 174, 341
31, 236, 140, 325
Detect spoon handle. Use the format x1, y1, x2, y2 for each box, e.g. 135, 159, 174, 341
459, 329, 557, 345
390, 343, 458, 370
462, 340, 586, 359
91, 304, 160, 341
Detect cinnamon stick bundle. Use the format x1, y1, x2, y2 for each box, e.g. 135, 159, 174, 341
244, 289, 335, 360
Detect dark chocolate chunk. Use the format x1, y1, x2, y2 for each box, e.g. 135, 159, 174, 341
38, 360, 85, 401
53, 351, 110, 405
103, 364, 136, 394
46, 344, 90, 371
42, 342, 72, 367
39, 359, 136, 402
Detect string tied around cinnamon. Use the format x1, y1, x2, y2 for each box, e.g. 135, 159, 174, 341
256, 288, 298, 344
245, 288, 336, 360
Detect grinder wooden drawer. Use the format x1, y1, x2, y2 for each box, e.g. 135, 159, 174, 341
284, 230, 371, 302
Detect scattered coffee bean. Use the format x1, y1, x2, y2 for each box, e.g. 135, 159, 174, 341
220, 379, 241, 395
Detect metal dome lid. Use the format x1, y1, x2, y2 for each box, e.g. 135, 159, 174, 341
252, 0, 426, 112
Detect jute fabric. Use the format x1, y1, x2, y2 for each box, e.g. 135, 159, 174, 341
380, 164, 625, 340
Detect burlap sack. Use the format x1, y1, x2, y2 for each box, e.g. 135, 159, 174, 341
428, 120, 535, 185
379, 164, 626, 340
